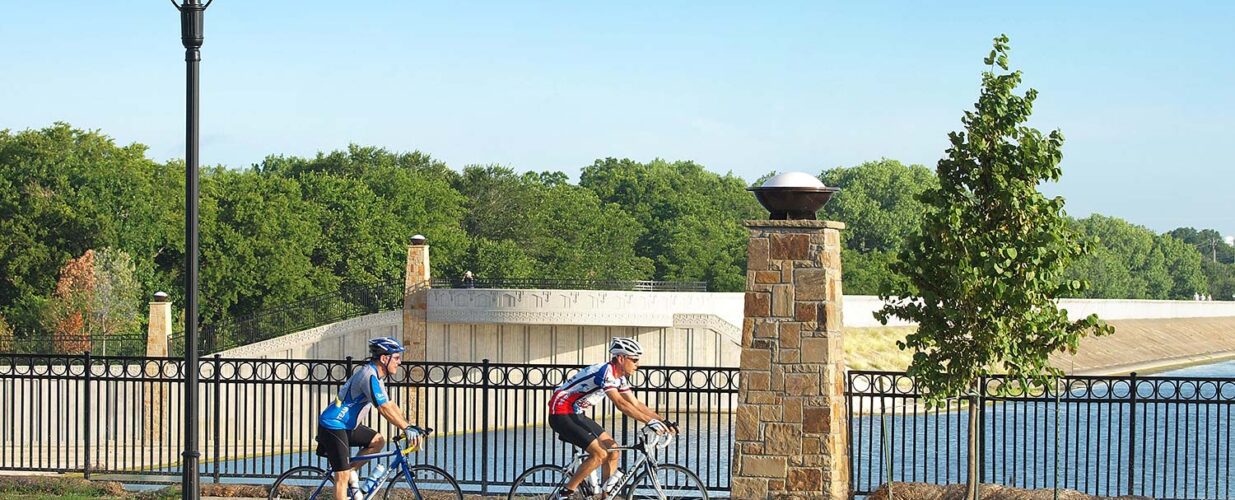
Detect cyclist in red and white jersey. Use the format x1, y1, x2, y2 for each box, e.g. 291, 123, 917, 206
547, 337, 677, 499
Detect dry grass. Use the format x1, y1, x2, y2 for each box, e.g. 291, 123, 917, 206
843, 326, 916, 372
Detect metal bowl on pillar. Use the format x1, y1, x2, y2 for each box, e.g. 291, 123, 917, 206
746, 172, 839, 220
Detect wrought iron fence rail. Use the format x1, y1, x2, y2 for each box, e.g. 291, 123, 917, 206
0, 353, 737, 493
848, 370, 1235, 499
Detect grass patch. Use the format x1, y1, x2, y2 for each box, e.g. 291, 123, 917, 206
0, 476, 126, 499
843, 326, 916, 372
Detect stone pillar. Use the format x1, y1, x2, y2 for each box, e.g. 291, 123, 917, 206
732, 220, 849, 499
403, 236, 431, 420
402, 235, 431, 360
144, 292, 172, 442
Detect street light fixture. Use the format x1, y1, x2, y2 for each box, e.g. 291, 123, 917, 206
170, 0, 212, 497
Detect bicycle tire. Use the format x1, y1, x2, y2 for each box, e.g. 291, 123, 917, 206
623, 464, 709, 500
507, 464, 574, 500
268, 465, 332, 500
382, 463, 463, 500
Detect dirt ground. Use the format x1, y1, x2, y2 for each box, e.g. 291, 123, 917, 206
867, 482, 1151, 500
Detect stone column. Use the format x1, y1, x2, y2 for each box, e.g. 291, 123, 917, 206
144, 292, 172, 442
732, 220, 849, 499
403, 236, 431, 421
402, 235, 431, 360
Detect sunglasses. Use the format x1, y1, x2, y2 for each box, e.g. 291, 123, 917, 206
627, 357, 641, 364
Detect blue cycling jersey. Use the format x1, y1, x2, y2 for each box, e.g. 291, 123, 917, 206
319, 362, 390, 430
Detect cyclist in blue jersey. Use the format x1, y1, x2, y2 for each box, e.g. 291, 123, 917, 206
316, 337, 424, 500
547, 337, 677, 500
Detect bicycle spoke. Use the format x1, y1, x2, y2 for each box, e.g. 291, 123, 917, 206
625, 464, 709, 500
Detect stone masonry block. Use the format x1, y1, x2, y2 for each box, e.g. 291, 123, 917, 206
794, 269, 828, 300
756, 270, 782, 284
736, 405, 761, 441
742, 456, 788, 477
794, 302, 817, 322
731, 478, 769, 499
748, 238, 769, 271
772, 285, 794, 317
785, 373, 820, 396
765, 423, 803, 455
786, 467, 824, 492
741, 349, 772, 370
745, 292, 770, 317
770, 233, 810, 260
779, 323, 801, 348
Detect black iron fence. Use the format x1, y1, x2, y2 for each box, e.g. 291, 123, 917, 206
431, 278, 709, 292
0, 353, 737, 494
847, 370, 1235, 499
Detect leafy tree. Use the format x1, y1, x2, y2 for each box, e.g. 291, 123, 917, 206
818, 159, 938, 294
89, 248, 143, 337
1168, 227, 1235, 300
819, 159, 938, 253
580, 158, 763, 290
455, 165, 653, 280
0, 124, 178, 334
876, 36, 1113, 497
43, 250, 96, 353
0, 314, 13, 352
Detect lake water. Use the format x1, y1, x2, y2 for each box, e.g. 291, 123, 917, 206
850, 360, 1235, 499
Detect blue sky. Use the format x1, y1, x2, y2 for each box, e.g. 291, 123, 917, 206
2, 1, 1232, 237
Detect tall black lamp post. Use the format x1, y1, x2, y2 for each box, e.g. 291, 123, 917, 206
171, 0, 212, 497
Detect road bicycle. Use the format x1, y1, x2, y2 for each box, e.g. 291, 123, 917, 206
507, 426, 708, 500
268, 428, 462, 500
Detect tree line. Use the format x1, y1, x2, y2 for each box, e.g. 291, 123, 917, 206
0, 123, 1230, 343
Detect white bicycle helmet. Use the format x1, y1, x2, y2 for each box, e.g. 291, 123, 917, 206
609, 337, 644, 358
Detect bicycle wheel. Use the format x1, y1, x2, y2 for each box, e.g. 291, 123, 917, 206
383, 464, 463, 500
507, 464, 574, 500
624, 464, 709, 500
268, 465, 333, 500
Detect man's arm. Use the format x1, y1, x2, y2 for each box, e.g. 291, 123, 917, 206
377, 401, 411, 429
606, 389, 664, 424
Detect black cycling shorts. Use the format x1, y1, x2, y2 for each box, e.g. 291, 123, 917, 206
549, 413, 606, 450
316, 424, 378, 471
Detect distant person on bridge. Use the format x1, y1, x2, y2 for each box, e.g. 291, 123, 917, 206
316, 337, 424, 500
462, 270, 475, 288
547, 337, 678, 499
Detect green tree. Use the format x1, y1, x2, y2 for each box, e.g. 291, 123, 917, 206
876, 36, 1113, 497
455, 165, 652, 280
89, 248, 143, 337
580, 158, 762, 290
0, 314, 12, 352
1167, 227, 1235, 300
0, 124, 179, 334
818, 159, 938, 294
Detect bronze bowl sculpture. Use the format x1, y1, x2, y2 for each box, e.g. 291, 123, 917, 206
747, 172, 839, 220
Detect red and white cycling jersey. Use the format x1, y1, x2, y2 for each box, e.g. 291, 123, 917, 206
548, 361, 632, 415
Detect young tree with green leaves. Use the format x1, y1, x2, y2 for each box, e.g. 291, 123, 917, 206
876, 35, 1114, 498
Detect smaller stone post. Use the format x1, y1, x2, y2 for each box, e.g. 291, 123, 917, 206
144, 292, 172, 442
402, 235, 431, 419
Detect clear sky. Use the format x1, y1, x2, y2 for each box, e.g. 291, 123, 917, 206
2, 1, 1232, 237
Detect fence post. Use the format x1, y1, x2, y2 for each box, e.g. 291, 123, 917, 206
1126, 372, 1137, 496
83, 351, 92, 479
213, 354, 222, 484
481, 358, 491, 496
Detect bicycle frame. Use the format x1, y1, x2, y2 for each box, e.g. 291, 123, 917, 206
567, 432, 673, 499
306, 437, 422, 500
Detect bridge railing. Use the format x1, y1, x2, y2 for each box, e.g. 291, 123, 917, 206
431, 277, 709, 292
847, 370, 1235, 499
0, 353, 737, 494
